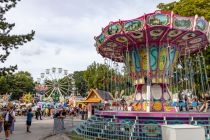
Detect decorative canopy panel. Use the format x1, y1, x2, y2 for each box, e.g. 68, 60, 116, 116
95, 11, 210, 84
95, 11, 210, 62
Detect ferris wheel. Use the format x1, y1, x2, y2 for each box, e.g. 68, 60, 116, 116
37, 68, 73, 101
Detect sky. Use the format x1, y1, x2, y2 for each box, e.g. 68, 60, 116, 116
3, 0, 175, 80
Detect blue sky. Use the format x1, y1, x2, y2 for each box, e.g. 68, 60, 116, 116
3, 0, 175, 80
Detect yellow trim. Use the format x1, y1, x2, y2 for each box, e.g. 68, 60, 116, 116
85, 89, 101, 101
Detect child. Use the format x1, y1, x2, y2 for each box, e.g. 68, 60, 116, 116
192, 96, 199, 111
26, 108, 33, 133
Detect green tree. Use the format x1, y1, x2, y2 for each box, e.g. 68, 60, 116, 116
73, 71, 88, 97
83, 62, 133, 96
0, 0, 35, 75
84, 62, 111, 91
0, 74, 14, 94
11, 71, 35, 100
157, 0, 210, 19
0, 71, 35, 100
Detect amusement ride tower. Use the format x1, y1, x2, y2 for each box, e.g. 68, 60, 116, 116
95, 11, 210, 112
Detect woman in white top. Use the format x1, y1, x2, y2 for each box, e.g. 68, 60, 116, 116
10, 109, 15, 134
4, 107, 15, 140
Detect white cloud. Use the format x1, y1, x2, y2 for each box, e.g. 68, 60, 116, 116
2, 0, 175, 79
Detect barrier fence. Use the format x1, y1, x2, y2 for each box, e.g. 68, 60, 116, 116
53, 118, 65, 134
74, 115, 210, 140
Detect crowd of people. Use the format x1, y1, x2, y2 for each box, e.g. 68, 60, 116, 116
116, 92, 210, 112
0, 92, 209, 140
0, 103, 89, 140
178, 92, 210, 112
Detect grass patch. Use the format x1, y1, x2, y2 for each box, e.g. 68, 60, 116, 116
65, 131, 84, 140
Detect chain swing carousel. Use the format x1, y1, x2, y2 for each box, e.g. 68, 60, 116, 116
75, 11, 210, 140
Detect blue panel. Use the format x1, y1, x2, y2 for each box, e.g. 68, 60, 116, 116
166, 47, 175, 73
131, 49, 141, 72
150, 46, 158, 70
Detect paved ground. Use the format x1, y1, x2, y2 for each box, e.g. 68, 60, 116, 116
0, 116, 83, 140
44, 134, 70, 140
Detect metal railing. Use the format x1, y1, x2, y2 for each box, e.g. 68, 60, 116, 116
74, 115, 210, 140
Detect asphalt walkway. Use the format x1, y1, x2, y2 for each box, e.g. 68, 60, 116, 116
0, 116, 83, 140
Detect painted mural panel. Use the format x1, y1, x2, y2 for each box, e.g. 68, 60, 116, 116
158, 46, 167, 70
196, 18, 208, 32
131, 48, 141, 72
173, 17, 193, 29
150, 28, 165, 40
167, 29, 183, 40
129, 52, 136, 74
105, 23, 121, 36
115, 36, 128, 44
124, 20, 144, 32
139, 47, 148, 71
98, 34, 105, 44
147, 13, 170, 26
150, 45, 158, 71
130, 32, 144, 42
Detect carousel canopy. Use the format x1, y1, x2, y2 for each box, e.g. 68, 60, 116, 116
95, 11, 210, 62
95, 11, 210, 84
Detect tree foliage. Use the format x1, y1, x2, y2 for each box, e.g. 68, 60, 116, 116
0, 0, 35, 75
83, 62, 134, 97
72, 71, 88, 97
157, 0, 210, 20
0, 71, 35, 100
84, 62, 113, 91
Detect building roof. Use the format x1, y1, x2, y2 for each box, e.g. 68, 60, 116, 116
95, 89, 113, 101
83, 89, 114, 103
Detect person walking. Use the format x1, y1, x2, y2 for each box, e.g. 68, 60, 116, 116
26, 108, 33, 133
3, 107, 15, 140
36, 108, 42, 120
61, 108, 66, 129
80, 109, 85, 120
35, 108, 39, 120
10, 107, 16, 134
38, 108, 42, 120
